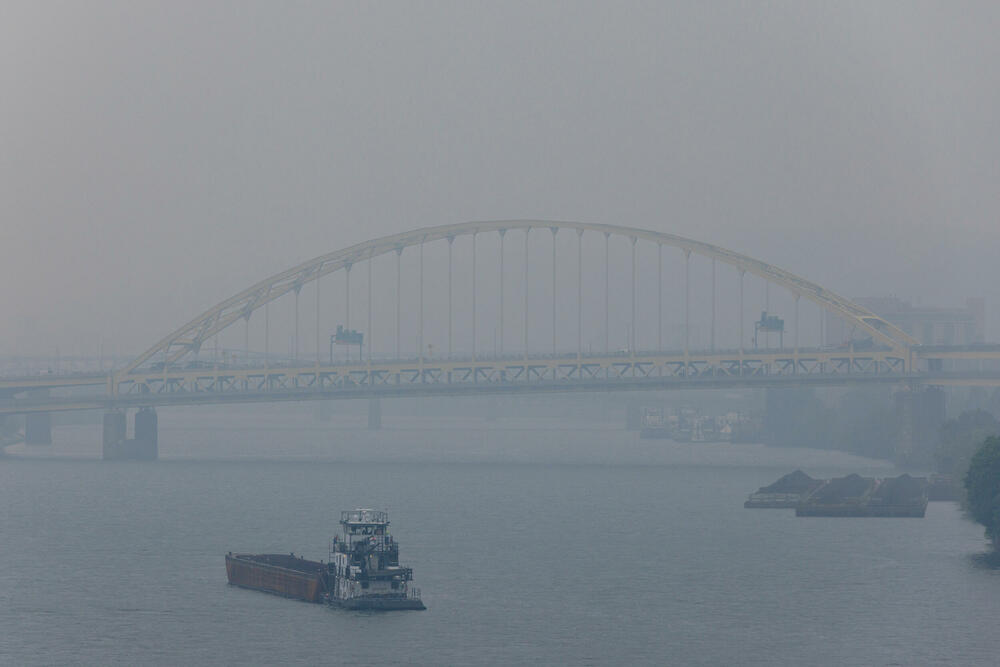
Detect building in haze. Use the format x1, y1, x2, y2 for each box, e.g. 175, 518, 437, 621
826, 296, 985, 346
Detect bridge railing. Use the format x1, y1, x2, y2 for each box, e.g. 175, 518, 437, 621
113, 347, 910, 396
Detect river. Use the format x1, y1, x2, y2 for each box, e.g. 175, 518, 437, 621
1, 403, 997, 665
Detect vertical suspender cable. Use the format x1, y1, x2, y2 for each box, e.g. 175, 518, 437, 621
684, 250, 690, 361
551, 228, 557, 356
657, 244, 662, 354
367, 256, 373, 361
577, 229, 583, 360
419, 242, 424, 361
472, 233, 477, 360
448, 237, 453, 359
711, 258, 716, 353
794, 294, 800, 354
499, 229, 505, 357
820, 307, 825, 348
524, 228, 529, 360
315, 271, 321, 368
739, 270, 745, 354
765, 281, 770, 348
395, 249, 402, 360
604, 232, 609, 356
630, 237, 636, 356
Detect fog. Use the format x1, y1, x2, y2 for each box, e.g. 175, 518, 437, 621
3, 1, 1000, 358
7, 5, 1000, 662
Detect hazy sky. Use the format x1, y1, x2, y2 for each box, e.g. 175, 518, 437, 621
3, 1, 999, 358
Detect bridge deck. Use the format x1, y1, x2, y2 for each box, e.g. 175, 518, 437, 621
1, 345, 998, 414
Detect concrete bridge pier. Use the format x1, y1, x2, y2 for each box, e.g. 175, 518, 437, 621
626, 402, 643, 431
102, 408, 157, 461
134, 408, 158, 459
485, 397, 499, 422
102, 410, 126, 458
764, 387, 816, 446
314, 400, 333, 422
25, 412, 52, 445
367, 398, 382, 430
894, 387, 945, 466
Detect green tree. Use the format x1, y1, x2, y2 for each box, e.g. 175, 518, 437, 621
964, 436, 1000, 549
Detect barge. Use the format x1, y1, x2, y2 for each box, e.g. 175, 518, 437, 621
795, 474, 928, 517
226, 508, 425, 610
746, 471, 929, 517
225, 553, 328, 602
744, 470, 824, 508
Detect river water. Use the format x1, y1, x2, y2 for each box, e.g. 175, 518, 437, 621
1, 404, 998, 665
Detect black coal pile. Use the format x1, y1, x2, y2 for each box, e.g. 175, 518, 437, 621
808, 474, 873, 504
757, 470, 821, 495
872, 474, 927, 505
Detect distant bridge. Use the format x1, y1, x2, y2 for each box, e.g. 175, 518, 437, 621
2, 220, 998, 455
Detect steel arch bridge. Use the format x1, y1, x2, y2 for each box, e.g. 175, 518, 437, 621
98, 219, 925, 404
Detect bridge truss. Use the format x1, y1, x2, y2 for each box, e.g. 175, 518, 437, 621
118, 347, 909, 399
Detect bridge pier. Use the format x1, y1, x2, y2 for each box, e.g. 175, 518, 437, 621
764, 387, 819, 447
626, 402, 643, 431
102, 408, 157, 461
893, 387, 945, 466
485, 397, 499, 422
315, 400, 333, 422
134, 407, 158, 459
102, 410, 126, 458
24, 412, 52, 445
367, 397, 382, 430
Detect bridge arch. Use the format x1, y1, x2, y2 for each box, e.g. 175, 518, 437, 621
120, 220, 916, 376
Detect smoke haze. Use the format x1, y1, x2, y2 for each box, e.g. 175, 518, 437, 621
3, 1, 999, 356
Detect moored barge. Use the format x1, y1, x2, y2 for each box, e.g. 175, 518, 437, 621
795, 474, 928, 517
744, 470, 824, 508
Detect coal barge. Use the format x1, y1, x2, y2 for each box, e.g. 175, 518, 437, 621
744, 470, 824, 508
226, 509, 425, 610
796, 473, 928, 517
